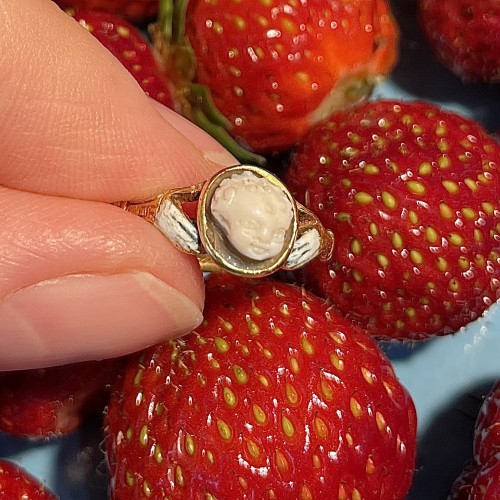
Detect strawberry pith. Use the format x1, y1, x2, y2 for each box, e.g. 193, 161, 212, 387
285, 100, 500, 339
105, 277, 417, 498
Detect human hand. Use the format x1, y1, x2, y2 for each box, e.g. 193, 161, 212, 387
0, 0, 236, 371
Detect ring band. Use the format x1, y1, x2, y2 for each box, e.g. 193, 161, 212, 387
114, 165, 334, 278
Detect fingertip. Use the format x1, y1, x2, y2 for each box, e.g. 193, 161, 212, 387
0, 188, 207, 370
0, 271, 204, 371
150, 100, 238, 170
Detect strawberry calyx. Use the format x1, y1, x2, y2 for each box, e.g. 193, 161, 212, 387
151, 0, 267, 166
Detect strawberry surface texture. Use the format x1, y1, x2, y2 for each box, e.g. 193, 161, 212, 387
70, 9, 176, 109
0, 459, 56, 498
285, 99, 500, 339
181, 0, 399, 152
0, 358, 122, 439
59, 0, 158, 23
474, 381, 500, 467
105, 275, 417, 499
1, 2, 499, 498
418, 0, 500, 83
449, 381, 500, 499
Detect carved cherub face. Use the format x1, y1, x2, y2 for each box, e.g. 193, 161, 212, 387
210, 171, 294, 261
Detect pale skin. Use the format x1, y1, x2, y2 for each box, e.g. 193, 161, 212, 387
0, 0, 236, 370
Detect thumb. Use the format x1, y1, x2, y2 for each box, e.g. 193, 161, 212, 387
0, 0, 238, 370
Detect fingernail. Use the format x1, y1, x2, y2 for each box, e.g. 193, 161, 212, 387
151, 100, 237, 167
0, 272, 203, 370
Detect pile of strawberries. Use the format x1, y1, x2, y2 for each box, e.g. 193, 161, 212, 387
1, 0, 499, 498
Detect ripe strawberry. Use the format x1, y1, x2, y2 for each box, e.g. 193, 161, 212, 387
418, 0, 500, 83
105, 276, 417, 499
285, 99, 500, 339
155, 0, 399, 155
69, 9, 176, 110
0, 358, 123, 439
450, 382, 500, 499
0, 459, 56, 498
58, 0, 157, 23
448, 462, 478, 499
474, 381, 500, 470
470, 458, 500, 498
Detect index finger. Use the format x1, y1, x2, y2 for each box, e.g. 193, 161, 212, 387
0, 0, 234, 202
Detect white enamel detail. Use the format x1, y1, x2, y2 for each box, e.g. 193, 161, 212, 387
285, 228, 321, 269
155, 198, 200, 253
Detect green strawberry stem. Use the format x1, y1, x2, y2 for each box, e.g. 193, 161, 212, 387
172, 0, 189, 44
154, 0, 267, 167
187, 84, 231, 129
191, 107, 267, 166
156, 0, 173, 47
156, 0, 188, 45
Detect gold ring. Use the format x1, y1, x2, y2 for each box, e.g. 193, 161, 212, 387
114, 165, 334, 278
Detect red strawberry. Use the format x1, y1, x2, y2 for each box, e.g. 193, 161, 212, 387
0, 459, 56, 498
69, 10, 177, 110
449, 462, 478, 499
474, 381, 500, 470
59, 0, 157, 23
285, 99, 500, 339
155, 0, 399, 156
471, 458, 500, 498
0, 358, 123, 439
105, 276, 417, 498
418, 0, 500, 83
450, 382, 500, 499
